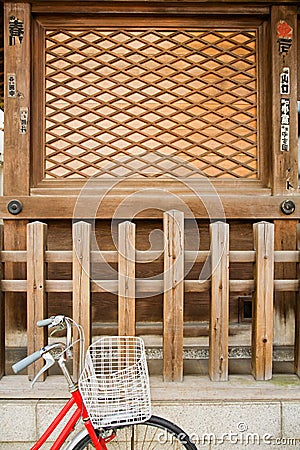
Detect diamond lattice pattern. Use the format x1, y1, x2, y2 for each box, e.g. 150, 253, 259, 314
45, 29, 258, 179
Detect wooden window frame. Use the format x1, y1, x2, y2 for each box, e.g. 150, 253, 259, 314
31, 12, 270, 195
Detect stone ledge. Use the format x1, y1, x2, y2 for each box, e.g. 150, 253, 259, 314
1, 374, 300, 401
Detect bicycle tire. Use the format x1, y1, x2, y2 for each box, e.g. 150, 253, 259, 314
72, 415, 197, 450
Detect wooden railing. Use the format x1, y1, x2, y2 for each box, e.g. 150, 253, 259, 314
0, 214, 300, 382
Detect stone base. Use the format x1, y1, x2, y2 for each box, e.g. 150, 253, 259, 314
0, 375, 300, 449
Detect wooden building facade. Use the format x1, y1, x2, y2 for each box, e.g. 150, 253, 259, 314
0, 0, 300, 383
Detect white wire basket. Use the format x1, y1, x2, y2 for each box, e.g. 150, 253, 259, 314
79, 336, 152, 429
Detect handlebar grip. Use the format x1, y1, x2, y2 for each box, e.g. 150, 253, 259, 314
37, 317, 53, 327
12, 349, 43, 374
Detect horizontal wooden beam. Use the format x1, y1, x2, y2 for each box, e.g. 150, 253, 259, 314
1, 195, 300, 219
1, 278, 299, 293
31, 2, 270, 15
2, 249, 300, 264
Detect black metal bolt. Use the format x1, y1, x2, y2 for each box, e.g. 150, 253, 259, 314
280, 200, 295, 215
7, 199, 23, 215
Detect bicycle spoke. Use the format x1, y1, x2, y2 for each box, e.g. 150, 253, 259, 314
72, 417, 197, 450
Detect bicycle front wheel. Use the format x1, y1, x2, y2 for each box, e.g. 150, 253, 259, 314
72, 415, 197, 450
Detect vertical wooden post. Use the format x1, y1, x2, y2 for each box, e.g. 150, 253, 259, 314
295, 224, 300, 377
4, 223, 27, 348
4, 2, 31, 195
73, 221, 91, 379
252, 222, 274, 381
27, 221, 47, 381
0, 225, 4, 379
118, 221, 136, 336
271, 5, 298, 194
163, 210, 184, 382
274, 220, 297, 346
4, 1, 30, 351
209, 222, 229, 382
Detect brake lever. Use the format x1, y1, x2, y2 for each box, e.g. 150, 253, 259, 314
31, 352, 55, 388
49, 315, 66, 339
49, 323, 65, 336
49, 315, 65, 329
65, 319, 73, 359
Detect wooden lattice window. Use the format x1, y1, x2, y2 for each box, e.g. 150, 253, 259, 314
37, 20, 260, 182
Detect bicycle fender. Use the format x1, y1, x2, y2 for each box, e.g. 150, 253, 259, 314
64, 429, 89, 450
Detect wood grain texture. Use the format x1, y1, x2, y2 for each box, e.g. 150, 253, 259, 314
163, 210, 184, 382
72, 221, 91, 379
209, 222, 229, 381
3, 249, 300, 264
31, 3, 271, 15
0, 225, 4, 379
4, 221, 27, 347
2, 278, 299, 294
271, 5, 298, 194
27, 222, 47, 381
118, 221, 136, 336
3, 1, 30, 351
3, 194, 300, 219
274, 220, 297, 346
295, 224, 300, 378
298, 18, 300, 99
252, 222, 274, 381
4, 2, 30, 196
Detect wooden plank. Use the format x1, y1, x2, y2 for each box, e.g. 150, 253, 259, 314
274, 220, 297, 346
298, 17, 300, 99
3, 194, 300, 220
163, 210, 184, 382
27, 222, 47, 381
0, 225, 4, 379
257, 19, 271, 188
252, 222, 274, 381
3, 0, 30, 360
31, 15, 45, 187
4, 2, 31, 196
1, 249, 300, 264
118, 222, 136, 336
229, 251, 255, 263
209, 222, 229, 382
46, 280, 72, 292
0, 251, 27, 262
1, 280, 27, 292
185, 280, 211, 292
46, 251, 72, 263
274, 280, 299, 291
32, 3, 270, 15
2, 249, 300, 264
1, 278, 299, 294
274, 251, 300, 263
295, 224, 300, 377
72, 221, 91, 379
1, 249, 300, 265
4, 222, 27, 347
271, 5, 298, 194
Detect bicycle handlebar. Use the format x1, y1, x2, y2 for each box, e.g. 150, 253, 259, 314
12, 349, 43, 373
37, 317, 54, 327
12, 315, 84, 381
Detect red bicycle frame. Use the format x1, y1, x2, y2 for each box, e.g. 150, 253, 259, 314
31, 387, 108, 450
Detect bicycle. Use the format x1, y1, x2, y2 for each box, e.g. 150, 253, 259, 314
12, 315, 198, 450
